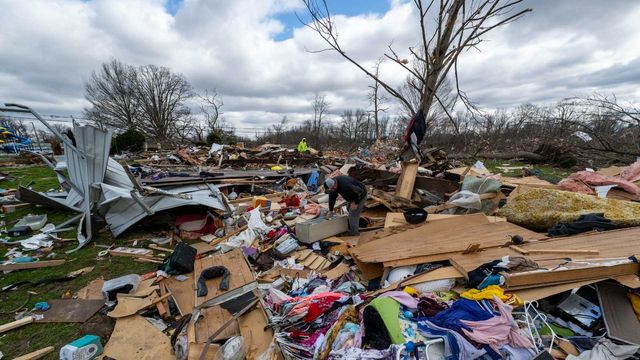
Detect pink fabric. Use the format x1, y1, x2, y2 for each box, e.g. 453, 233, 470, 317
559, 171, 640, 197
621, 161, 640, 182
379, 291, 419, 310
304, 203, 322, 217
460, 296, 534, 353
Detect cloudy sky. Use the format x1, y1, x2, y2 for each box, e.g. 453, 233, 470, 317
1, 0, 639, 137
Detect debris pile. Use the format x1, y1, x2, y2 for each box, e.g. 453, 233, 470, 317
1, 104, 640, 360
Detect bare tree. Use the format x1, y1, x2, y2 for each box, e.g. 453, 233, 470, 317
84, 59, 139, 130
135, 65, 194, 144
368, 58, 389, 140
312, 93, 329, 149
272, 115, 289, 144
199, 89, 224, 131
300, 0, 530, 138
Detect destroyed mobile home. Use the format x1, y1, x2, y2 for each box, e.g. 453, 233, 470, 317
1, 103, 640, 360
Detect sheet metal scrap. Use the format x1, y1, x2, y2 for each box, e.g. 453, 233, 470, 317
2, 103, 229, 252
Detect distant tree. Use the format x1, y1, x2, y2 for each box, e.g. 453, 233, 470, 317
311, 93, 329, 150
368, 58, 389, 141
84, 59, 139, 130
135, 65, 194, 144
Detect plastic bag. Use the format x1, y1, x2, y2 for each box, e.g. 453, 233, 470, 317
447, 190, 482, 210
214, 336, 245, 360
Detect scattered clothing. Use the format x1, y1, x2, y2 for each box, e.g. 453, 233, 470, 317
548, 213, 618, 236
461, 285, 523, 307
566, 338, 639, 360
460, 296, 534, 353
196, 266, 230, 297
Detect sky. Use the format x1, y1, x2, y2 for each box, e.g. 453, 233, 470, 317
1, 0, 640, 137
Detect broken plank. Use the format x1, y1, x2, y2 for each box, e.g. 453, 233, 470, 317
164, 273, 195, 316
14, 346, 54, 360
395, 161, 419, 200
238, 303, 274, 359
0, 260, 65, 271
102, 315, 174, 360
505, 262, 639, 289
0, 316, 34, 334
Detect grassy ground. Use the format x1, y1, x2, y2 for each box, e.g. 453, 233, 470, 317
0, 165, 157, 359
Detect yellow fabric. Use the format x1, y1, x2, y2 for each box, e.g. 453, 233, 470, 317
297, 139, 308, 153
403, 286, 420, 297
461, 285, 523, 307
628, 292, 640, 321
271, 165, 283, 171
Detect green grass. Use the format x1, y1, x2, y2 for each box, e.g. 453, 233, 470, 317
0, 165, 159, 358
479, 159, 571, 184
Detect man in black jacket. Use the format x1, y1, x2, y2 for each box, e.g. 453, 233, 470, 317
324, 175, 367, 235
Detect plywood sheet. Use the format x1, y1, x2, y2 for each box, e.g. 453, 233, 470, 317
357, 213, 489, 249
108, 293, 159, 318
193, 248, 253, 343
597, 281, 640, 345
322, 262, 351, 280
102, 315, 174, 360
514, 279, 604, 302
351, 215, 545, 264
402, 267, 463, 286
239, 304, 274, 359
195, 305, 240, 343
450, 227, 640, 277
190, 241, 218, 255
75, 278, 104, 300
164, 273, 195, 316
612, 274, 640, 289
194, 248, 254, 306
396, 161, 419, 199
35, 299, 103, 323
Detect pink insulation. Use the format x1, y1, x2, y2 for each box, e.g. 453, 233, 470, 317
559, 170, 640, 198
621, 161, 640, 182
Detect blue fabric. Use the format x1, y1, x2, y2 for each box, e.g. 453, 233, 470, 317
416, 320, 487, 360
428, 299, 495, 331
477, 274, 503, 290
306, 170, 319, 192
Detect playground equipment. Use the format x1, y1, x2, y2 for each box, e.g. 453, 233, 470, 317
0, 121, 32, 153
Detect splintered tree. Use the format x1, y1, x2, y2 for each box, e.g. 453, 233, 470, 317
301, 0, 531, 151
368, 58, 389, 141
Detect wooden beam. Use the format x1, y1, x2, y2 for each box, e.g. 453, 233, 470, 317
395, 161, 419, 200
0, 260, 65, 271
0, 316, 34, 334
14, 346, 54, 360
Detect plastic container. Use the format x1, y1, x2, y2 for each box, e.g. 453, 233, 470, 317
15, 214, 48, 231
102, 274, 141, 306
60, 335, 103, 360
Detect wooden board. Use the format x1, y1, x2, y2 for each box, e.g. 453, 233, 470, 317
14, 346, 54, 360
194, 248, 254, 343
196, 305, 240, 343
194, 248, 255, 306
164, 273, 195, 316
402, 266, 464, 286
190, 241, 218, 255
395, 161, 419, 200
102, 315, 174, 360
35, 299, 103, 323
612, 274, 640, 289
75, 278, 104, 300
505, 262, 639, 289
239, 304, 274, 359
358, 213, 489, 247
351, 215, 545, 264
0, 260, 64, 271
322, 262, 351, 280
450, 227, 640, 277
107, 293, 168, 318
513, 279, 605, 302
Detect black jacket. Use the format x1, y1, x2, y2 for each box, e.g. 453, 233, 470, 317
328, 176, 367, 211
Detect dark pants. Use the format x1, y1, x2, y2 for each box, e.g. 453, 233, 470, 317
347, 198, 366, 235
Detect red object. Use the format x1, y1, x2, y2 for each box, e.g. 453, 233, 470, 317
282, 194, 300, 207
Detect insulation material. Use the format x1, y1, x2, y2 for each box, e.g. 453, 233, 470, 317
621, 160, 640, 182
559, 171, 640, 198
498, 188, 640, 230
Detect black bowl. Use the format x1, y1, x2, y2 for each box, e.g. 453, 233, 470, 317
403, 208, 428, 224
